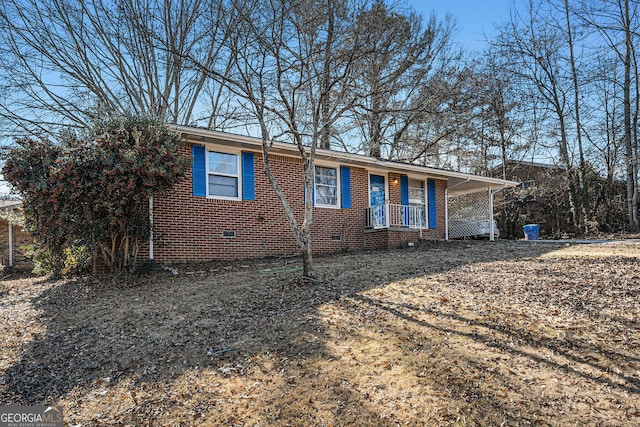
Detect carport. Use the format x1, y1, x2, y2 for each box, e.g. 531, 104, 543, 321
445, 176, 519, 241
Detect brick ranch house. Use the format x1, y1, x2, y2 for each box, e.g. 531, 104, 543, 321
143, 126, 518, 264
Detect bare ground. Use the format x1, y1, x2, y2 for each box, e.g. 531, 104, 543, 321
0, 240, 639, 426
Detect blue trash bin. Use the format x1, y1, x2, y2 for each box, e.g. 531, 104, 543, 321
523, 224, 540, 240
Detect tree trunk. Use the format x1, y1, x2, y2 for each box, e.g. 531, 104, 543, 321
260, 132, 316, 280
623, 0, 638, 232
369, 89, 383, 158
300, 156, 316, 280
498, 123, 508, 180
632, 26, 640, 230
319, 0, 335, 150
301, 237, 313, 279
564, 0, 589, 232
557, 114, 580, 230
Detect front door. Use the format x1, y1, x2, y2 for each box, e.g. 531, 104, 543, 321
370, 174, 386, 227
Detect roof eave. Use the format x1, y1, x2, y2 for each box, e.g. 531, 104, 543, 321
173, 125, 520, 193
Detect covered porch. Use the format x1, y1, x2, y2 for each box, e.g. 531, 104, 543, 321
362, 165, 518, 243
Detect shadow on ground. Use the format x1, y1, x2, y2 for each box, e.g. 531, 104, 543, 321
2, 240, 637, 424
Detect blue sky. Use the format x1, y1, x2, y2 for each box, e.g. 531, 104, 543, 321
408, 0, 515, 51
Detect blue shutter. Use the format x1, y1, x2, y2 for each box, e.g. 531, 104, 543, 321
400, 175, 409, 205
192, 144, 206, 197
242, 152, 255, 201
400, 175, 409, 226
340, 166, 351, 208
427, 179, 437, 229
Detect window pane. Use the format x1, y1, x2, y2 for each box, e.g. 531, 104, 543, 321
409, 180, 425, 205
208, 175, 238, 197
316, 166, 336, 178
316, 184, 337, 205
408, 179, 423, 189
315, 166, 337, 185
315, 166, 338, 206
208, 151, 238, 175
409, 188, 425, 205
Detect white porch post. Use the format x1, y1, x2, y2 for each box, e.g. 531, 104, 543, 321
8, 221, 13, 267
489, 186, 495, 242
444, 188, 449, 240
384, 201, 390, 228
148, 196, 154, 260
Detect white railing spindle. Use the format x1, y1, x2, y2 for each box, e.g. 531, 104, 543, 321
365, 203, 427, 229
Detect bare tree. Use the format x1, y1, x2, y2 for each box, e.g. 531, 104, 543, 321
493, 0, 584, 230
581, 51, 625, 226
197, 0, 364, 279
0, 0, 233, 137
463, 53, 521, 178
349, 1, 459, 158
561, 0, 590, 231
579, 0, 640, 231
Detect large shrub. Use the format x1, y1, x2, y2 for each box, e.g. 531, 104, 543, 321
2, 115, 189, 274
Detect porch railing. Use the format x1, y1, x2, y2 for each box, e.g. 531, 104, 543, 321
365, 203, 427, 229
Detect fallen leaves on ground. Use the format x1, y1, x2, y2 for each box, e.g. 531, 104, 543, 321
0, 240, 638, 426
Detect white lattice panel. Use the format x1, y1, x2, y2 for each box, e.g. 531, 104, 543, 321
448, 191, 492, 239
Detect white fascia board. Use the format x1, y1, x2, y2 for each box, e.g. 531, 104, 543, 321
174, 125, 519, 191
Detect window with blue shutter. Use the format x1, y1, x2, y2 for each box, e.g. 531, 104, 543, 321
193, 146, 250, 200
192, 144, 206, 197
242, 152, 255, 200
340, 166, 351, 208
427, 179, 437, 229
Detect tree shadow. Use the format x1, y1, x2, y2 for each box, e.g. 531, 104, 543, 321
349, 294, 640, 395
2, 240, 614, 423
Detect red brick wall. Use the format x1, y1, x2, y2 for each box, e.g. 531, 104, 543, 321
364, 229, 421, 250
149, 143, 447, 263
388, 172, 402, 205
0, 219, 33, 269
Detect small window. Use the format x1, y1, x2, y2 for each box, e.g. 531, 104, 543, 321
208, 151, 240, 199
315, 165, 339, 207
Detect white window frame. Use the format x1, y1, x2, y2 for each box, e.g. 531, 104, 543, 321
314, 164, 341, 209
408, 178, 428, 228
206, 148, 242, 201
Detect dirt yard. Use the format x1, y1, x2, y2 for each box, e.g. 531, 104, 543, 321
0, 240, 639, 426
